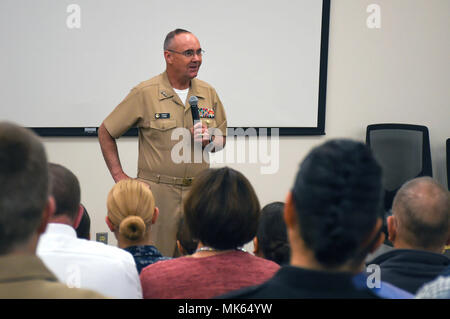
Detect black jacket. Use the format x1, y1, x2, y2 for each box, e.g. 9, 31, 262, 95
219, 266, 380, 299
367, 249, 450, 294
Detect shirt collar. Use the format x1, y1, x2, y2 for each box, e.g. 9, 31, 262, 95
44, 223, 77, 238
158, 71, 206, 107
369, 248, 450, 266
158, 72, 175, 101
189, 76, 206, 100
124, 245, 163, 258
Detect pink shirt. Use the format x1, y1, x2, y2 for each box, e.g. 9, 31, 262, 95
140, 250, 280, 299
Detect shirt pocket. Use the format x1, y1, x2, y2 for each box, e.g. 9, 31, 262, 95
202, 118, 226, 138
149, 119, 177, 131
143, 119, 179, 151
201, 118, 217, 129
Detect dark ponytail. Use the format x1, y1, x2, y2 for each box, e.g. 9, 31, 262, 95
292, 139, 383, 267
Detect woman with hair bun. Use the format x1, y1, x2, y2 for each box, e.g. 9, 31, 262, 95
253, 202, 290, 265
106, 179, 170, 273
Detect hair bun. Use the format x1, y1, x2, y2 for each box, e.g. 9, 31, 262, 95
119, 215, 146, 241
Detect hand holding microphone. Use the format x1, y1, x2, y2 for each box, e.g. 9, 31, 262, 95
189, 96, 209, 144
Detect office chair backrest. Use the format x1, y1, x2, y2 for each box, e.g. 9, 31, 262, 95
366, 123, 433, 211
447, 138, 449, 190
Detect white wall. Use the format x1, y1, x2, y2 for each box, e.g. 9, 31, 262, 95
43, 0, 450, 247
1, 0, 323, 129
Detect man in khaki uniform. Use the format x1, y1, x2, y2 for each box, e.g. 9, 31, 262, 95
0, 122, 105, 299
98, 29, 227, 256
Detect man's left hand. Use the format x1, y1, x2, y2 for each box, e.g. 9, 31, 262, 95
190, 121, 210, 147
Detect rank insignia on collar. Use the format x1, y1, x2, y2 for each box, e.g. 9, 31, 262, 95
199, 107, 215, 118
161, 91, 169, 97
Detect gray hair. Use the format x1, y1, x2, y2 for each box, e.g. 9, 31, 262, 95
163, 28, 191, 50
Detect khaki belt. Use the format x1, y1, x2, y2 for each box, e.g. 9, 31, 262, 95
139, 171, 194, 187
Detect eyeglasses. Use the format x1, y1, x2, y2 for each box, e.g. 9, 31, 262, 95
167, 48, 204, 58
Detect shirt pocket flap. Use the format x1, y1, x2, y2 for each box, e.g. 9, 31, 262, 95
149, 119, 177, 131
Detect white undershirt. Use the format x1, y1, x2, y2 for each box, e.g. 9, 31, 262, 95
173, 88, 189, 105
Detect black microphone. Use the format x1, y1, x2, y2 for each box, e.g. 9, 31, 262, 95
189, 96, 200, 123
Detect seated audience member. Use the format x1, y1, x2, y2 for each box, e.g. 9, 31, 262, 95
221, 139, 405, 299
106, 179, 170, 273
0, 122, 104, 298
140, 167, 280, 299
37, 163, 142, 299
176, 216, 198, 256
75, 204, 91, 240
365, 242, 393, 262
368, 177, 450, 294
253, 202, 290, 265
415, 265, 450, 299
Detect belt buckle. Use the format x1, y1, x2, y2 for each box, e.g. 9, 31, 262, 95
182, 177, 193, 186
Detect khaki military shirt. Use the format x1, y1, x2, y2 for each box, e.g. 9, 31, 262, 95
0, 255, 106, 299
104, 72, 227, 179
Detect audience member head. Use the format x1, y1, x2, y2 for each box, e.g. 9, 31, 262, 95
184, 167, 260, 250
76, 204, 91, 240
176, 216, 198, 255
286, 139, 385, 272
388, 177, 450, 253
0, 122, 53, 255
106, 179, 159, 248
48, 163, 84, 228
254, 202, 290, 265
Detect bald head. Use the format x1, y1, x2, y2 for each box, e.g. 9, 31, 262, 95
163, 28, 202, 88
163, 28, 191, 51
392, 177, 450, 251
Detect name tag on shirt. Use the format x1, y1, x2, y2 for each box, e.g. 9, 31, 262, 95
155, 113, 170, 119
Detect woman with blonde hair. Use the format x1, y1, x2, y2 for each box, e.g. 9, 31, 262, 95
105, 179, 170, 273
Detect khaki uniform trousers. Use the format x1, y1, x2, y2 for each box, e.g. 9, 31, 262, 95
139, 177, 192, 257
